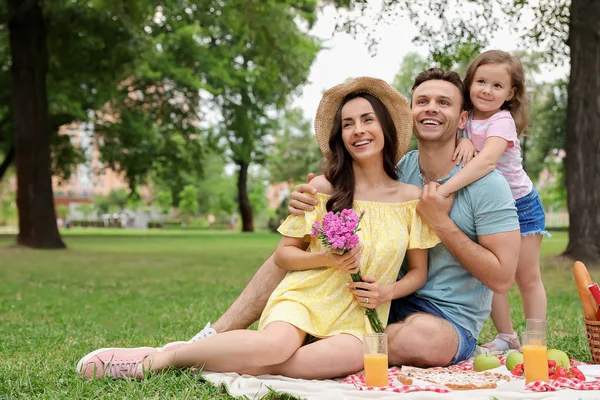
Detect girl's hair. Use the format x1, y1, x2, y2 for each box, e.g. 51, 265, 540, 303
324, 93, 399, 213
463, 50, 529, 135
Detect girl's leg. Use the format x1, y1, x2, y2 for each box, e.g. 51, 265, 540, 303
240, 334, 363, 379
145, 322, 305, 373
486, 292, 518, 348
515, 234, 546, 320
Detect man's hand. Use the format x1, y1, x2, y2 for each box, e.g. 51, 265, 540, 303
347, 275, 392, 309
324, 244, 362, 274
288, 173, 317, 216
417, 182, 455, 231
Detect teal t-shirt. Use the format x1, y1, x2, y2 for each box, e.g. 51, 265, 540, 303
397, 150, 519, 339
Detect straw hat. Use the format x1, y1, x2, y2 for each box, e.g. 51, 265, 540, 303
314, 77, 412, 164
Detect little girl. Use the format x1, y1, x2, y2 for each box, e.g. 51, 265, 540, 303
438, 50, 549, 352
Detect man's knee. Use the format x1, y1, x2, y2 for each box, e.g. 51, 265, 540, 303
386, 313, 457, 367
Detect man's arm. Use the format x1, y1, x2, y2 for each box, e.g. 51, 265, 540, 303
417, 183, 520, 294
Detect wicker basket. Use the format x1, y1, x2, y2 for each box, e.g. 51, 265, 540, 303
584, 318, 600, 363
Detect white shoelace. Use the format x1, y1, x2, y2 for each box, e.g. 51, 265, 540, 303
189, 322, 217, 342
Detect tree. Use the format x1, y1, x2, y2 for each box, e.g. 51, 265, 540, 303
92, 195, 111, 218
178, 184, 199, 224
267, 108, 323, 184
339, 0, 600, 262
76, 203, 94, 220
7, 0, 65, 248
108, 188, 129, 213
206, 0, 322, 233
156, 190, 173, 218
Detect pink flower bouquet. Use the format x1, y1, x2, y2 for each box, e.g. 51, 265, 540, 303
311, 209, 384, 333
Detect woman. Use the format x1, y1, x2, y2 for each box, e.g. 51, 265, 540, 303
77, 77, 439, 380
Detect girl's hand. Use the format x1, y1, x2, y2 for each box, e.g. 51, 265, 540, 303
347, 275, 393, 309
324, 244, 362, 274
453, 138, 478, 166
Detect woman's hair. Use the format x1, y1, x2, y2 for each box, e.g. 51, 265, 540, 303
463, 50, 529, 135
324, 93, 399, 213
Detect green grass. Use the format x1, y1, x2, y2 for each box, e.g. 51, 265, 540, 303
0, 229, 592, 399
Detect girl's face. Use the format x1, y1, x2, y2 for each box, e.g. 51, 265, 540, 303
340, 97, 385, 164
469, 63, 516, 119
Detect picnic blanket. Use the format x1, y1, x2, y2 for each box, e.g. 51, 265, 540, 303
200, 354, 600, 399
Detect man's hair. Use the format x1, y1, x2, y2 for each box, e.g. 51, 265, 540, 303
411, 68, 465, 110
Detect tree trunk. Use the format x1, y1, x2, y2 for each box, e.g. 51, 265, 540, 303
563, 0, 600, 263
237, 161, 254, 232
7, 0, 65, 248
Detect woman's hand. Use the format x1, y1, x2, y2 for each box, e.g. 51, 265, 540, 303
347, 275, 393, 309
323, 244, 362, 274
453, 137, 478, 166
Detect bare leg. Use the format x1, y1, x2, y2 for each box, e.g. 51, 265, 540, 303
488, 292, 514, 335
146, 322, 305, 373
489, 234, 546, 335
212, 253, 287, 333
515, 234, 546, 320
241, 334, 364, 379
386, 313, 458, 367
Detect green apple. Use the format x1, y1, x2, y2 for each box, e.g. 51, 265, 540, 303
505, 351, 524, 371
473, 353, 501, 372
547, 349, 570, 367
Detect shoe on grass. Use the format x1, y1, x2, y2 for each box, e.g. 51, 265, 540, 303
77, 347, 157, 379
481, 333, 522, 353
158, 322, 217, 352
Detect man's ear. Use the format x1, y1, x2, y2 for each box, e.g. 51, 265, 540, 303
458, 110, 468, 130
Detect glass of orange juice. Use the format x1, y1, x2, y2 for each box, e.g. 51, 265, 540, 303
363, 333, 388, 386
522, 331, 549, 384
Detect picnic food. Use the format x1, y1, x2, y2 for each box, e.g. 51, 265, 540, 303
397, 366, 510, 390
473, 353, 501, 372
547, 348, 570, 367
510, 360, 585, 381
574, 261, 598, 320
505, 351, 524, 371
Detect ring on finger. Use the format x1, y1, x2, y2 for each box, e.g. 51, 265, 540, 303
363, 297, 369, 304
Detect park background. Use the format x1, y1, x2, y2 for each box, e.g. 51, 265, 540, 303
1, 0, 599, 398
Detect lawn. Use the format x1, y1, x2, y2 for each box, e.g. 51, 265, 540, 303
0, 229, 593, 399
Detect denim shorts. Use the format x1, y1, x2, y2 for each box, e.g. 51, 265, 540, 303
516, 188, 550, 237
388, 294, 476, 365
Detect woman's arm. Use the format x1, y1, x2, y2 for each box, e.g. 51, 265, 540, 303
437, 136, 508, 197
347, 249, 428, 307
383, 248, 428, 301
274, 236, 361, 273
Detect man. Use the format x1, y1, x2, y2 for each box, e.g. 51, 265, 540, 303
178, 68, 520, 367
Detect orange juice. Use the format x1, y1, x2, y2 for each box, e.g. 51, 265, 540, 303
364, 353, 388, 386
523, 344, 549, 383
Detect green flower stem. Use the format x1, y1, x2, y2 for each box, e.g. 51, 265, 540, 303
350, 272, 384, 333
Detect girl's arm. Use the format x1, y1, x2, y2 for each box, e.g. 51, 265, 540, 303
437, 136, 508, 197
274, 235, 362, 273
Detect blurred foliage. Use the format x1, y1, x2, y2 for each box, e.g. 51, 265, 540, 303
267, 108, 322, 184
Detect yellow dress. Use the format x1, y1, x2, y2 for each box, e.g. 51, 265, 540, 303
258, 193, 440, 340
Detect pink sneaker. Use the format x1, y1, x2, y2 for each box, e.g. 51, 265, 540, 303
76, 347, 157, 379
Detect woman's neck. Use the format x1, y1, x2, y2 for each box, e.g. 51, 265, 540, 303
352, 158, 395, 191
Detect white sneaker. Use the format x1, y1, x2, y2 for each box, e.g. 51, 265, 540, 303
158, 322, 217, 352
189, 322, 217, 342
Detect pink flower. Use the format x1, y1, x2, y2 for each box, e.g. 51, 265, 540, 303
311, 208, 364, 253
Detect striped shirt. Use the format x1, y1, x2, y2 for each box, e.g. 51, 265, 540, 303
463, 110, 532, 200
